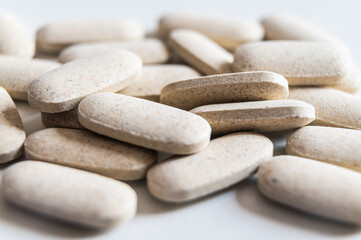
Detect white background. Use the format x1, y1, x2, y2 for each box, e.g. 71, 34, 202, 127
1, 0, 361, 239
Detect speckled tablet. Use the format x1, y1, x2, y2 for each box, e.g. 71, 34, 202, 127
233, 41, 352, 86
147, 132, 273, 202
25, 128, 157, 180
28, 50, 142, 113
258, 155, 361, 225
191, 100, 315, 135
78, 93, 211, 154
2, 161, 137, 228
160, 71, 289, 110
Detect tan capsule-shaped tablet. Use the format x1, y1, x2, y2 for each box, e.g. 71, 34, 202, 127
118, 64, 200, 102
258, 155, 361, 224
58, 38, 170, 64
331, 66, 361, 94
25, 128, 156, 180
2, 161, 137, 228
36, 19, 144, 54
191, 100, 315, 135
147, 132, 273, 203
158, 12, 264, 50
160, 71, 289, 110
78, 93, 211, 154
233, 41, 352, 86
286, 126, 361, 171
261, 14, 338, 42
0, 56, 60, 100
289, 87, 361, 130
0, 87, 26, 163
0, 11, 35, 58
28, 50, 142, 113
41, 108, 84, 129
168, 29, 233, 75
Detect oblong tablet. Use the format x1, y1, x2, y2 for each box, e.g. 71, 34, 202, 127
258, 155, 361, 224
233, 41, 352, 86
191, 100, 315, 135
286, 126, 361, 171
168, 29, 233, 75
0, 56, 60, 100
25, 128, 156, 180
41, 109, 84, 129
0, 11, 34, 58
36, 19, 144, 53
331, 66, 361, 93
160, 71, 289, 110
118, 64, 200, 101
158, 12, 264, 50
2, 161, 137, 228
28, 50, 142, 113
78, 93, 211, 154
58, 38, 170, 64
147, 132, 273, 202
0, 87, 26, 163
261, 14, 337, 42
289, 87, 361, 129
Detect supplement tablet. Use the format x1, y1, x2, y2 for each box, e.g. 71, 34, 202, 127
168, 29, 233, 75
158, 12, 264, 50
233, 41, 352, 86
147, 132, 273, 202
0, 87, 26, 163
160, 71, 289, 110
258, 155, 361, 225
0, 56, 60, 100
2, 161, 137, 228
25, 128, 156, 180
78, 93, 211, 154
261, 14, 337, 42
28, 50, 142, 113
289, 87, 361, 130
36, 19, 144, 54
191, 99, 315, 135
58, 38, 170, 64
286, 126, 361, 171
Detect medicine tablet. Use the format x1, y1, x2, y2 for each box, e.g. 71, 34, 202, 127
168, 29, 233, 75
258, 155, 361, 224
118, 64, 200, 102
0, 56, 60, 100
158, 12, 264, 50
286, 126, 361, 171
28, 50, 142, 113
0, 87, 26, 163
289, 87, 361, 130
58, 38, 170, 64
0, 11, 34, 58
191, 99, 315, 135
160, 71, 289, 110
25, 128, 156, 180
261, 14, 337, 42
41, 108, 83, 129
2, 161, 137, 228
233, 41, 352, 86
147, 132, 273, 202
36, 19, 144, 54
78, 93, 211, 154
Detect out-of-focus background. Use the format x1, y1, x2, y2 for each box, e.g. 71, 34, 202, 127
0, 0, 361, 239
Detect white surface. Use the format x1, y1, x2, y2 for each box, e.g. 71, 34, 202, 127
1, 0, 361, 239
